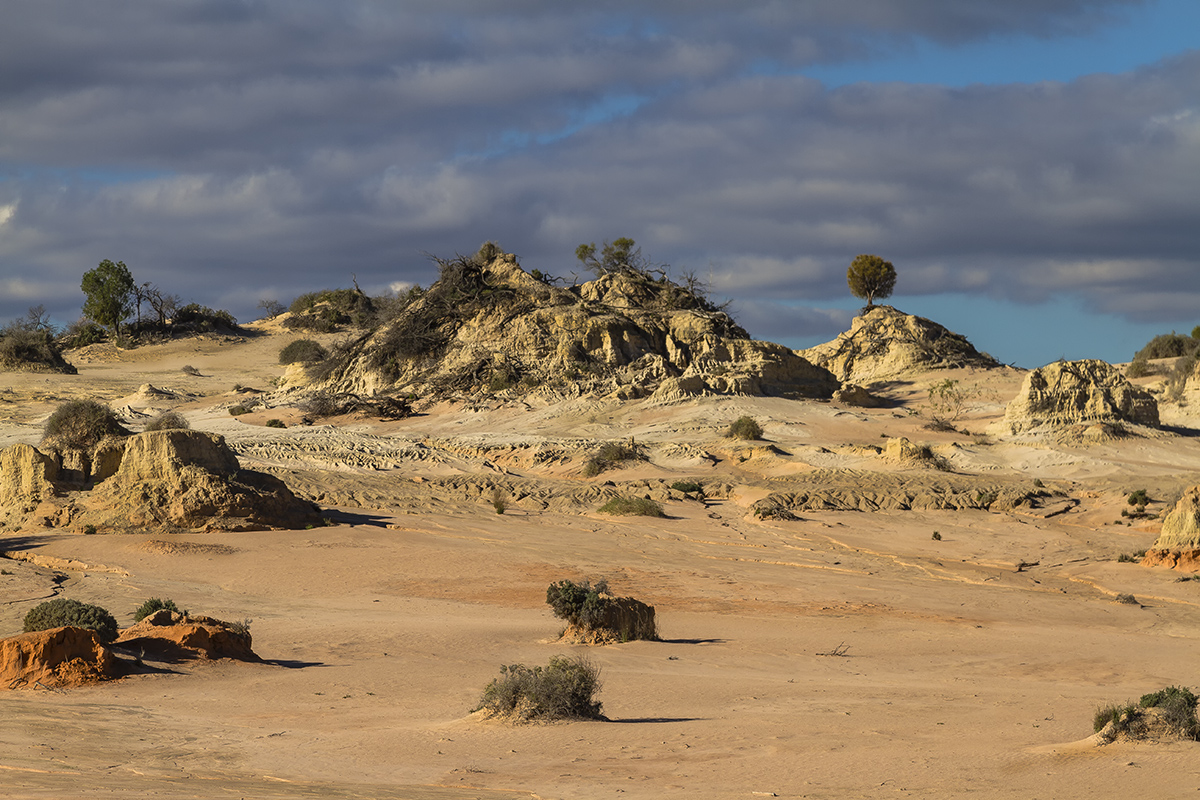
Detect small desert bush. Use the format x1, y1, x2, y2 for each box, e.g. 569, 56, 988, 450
264, 418, 286, 428
670, 480, 703, 495
1116, 551, 1146, 563
59, 318, 107, 349
132, 597, 182, 622
491, 486, 506, 514
23, 598, 118, 643
173, 303, 238, 332
278, 338, 328, 364
546, 579, 610, 628
180, 364, 201, 376
726, 416, 763, 440
143, 410, 189, 431
1134, 333, 1200, 362
1125, 357, 1154, 379
229, 404, 250, 416
0, 322, 75, 373
1139, 686, 1200, 739
1114, 593, 1140, 605
1094, 702, 1141, 734
475, 655, 603, 722
42, 399, 129, 449
598, 497, 665, 517
1127, 489, 1149, 506
583, 441, 641, 477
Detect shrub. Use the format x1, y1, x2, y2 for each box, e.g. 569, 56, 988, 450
59, 318, 107, 349
726, 416, 763, 440
1094, 702, 1140, 734
0, 319, 76, 374
546, 579, 609, 627
1115, 593, 1140, 605
1125, 357, 1154, 379
1139, 686, 1200, 738
143, 411, 189, 431
598, 497, 665, 517
181, 364, 201, 376
583, 441, 642, 477
1134, 333, 1199, 362
229, 404, 250, 416
42, 400, 129, 448
1127, 489, 1149, 506
279, 339, 328, 364
670, 480, 703, 495
491, 486, 506, 514
173, 303, 238, 332
474, 655, 603, 721
931, 531, 942, 541
265, 418, 286, 428
285, 288, 375, 331
23, 598, 118, 643
133, 597, 181, 622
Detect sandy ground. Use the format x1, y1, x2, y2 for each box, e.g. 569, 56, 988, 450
4, 329, 1200, 798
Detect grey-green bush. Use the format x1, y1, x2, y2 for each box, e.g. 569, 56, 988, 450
726, 416, 763, 440
42, 400, 129, 448
143, 411, 189, 431
598, 497, 665, 517
23, 598, 118, 643
475, 655, 603, 721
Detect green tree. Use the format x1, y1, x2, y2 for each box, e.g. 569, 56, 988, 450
81, 259, 135, 336
846, 254, 897, 308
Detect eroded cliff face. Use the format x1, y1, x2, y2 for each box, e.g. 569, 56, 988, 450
1003, 359, 1159, 434
0, 430, 321, 533
299, 253, 841, 402
799, 305, 1001, 385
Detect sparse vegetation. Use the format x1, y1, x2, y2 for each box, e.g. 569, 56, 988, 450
23, 598, 118, 643
265, 418, 286, 428
1116, 551, 1146, 563
285, 288, 375, 332
181, 364, 201, 376
229, 404, 250, 416
133, 597, 182, 622
726, 416, 763, 440
0, 307, 76, 373
1114, 593, 1140, 605
492, 486, 507, 514
932, 531, 942, 541
143, 411, 189, 431
583, 441, 643, 477
474, 655, 604, 722
42, 399, 129, 449
670, 480, 703, 495
1094, 686, 1199, 740
81, 259, 135, 337
598, 497, 666, 517
279, 339, 328, 364
546, 579, 657, 643
924, 379, 977, 431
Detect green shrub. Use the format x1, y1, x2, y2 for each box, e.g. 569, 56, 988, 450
42, 400, 129, 448
59, 319, 107, 349
726, 416, 763, 440
143, 411, 189, 431
583, 441, 641, 477
546, 579, 609, 627
279, 339, 328, 364
0, 321, 76, 374
598, 497, 665, 517
23, 598, 118, 643
1125, 357, 1154, 379
1127, 489, 1149, 506
670, 480, 703, 495
285, 288, 375, 331
229, 404, 250, 416
491, 486, 506, 514
1139, 686, 1200, 738
475, 655, 603, 721
133, 597, 182, 622
265, 418, 286, 428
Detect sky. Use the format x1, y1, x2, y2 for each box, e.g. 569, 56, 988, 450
1, 0, 1197, 369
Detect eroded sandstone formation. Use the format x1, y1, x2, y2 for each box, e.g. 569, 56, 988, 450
0, 429, 321, 533
799, 305, 1001, 385
1143, 486, 1200, 571
0, 626, 118, 690
302, 250, 841, 402
1003, 359, 1158, 433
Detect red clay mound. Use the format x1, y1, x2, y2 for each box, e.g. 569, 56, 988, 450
114, 610, 259, 662
0, 626, 119, 690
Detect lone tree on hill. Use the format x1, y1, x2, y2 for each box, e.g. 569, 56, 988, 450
81, 259, 135, 337
846, 254, 896, 308
576, 237, 641, 275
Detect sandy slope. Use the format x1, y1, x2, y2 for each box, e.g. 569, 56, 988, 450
4, 329, 1200, 799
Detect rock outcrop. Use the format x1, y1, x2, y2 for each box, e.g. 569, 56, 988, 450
0, 430, 321, 532
1003, 359, 1159, 433
1143, 486, 1200, 570
0, 627, 118, 690
115, 610, 259, 661
799, 305, 1001, 385
304, 249, 840, 402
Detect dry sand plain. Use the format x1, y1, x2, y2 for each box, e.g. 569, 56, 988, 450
4, 327, 1200, 799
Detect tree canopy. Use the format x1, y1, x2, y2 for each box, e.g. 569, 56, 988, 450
846, 254, 897, 307
576, 237, 640, 275
81, 259, 135, 335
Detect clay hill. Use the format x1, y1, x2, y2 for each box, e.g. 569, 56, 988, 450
295, 248, 841, 403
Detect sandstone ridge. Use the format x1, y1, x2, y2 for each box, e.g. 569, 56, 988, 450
301, 248, 841, 402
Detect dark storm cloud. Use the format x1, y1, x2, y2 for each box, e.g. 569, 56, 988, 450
1, 0, 1193, 342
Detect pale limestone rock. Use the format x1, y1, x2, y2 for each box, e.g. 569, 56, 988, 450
0, 443, 58, 512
